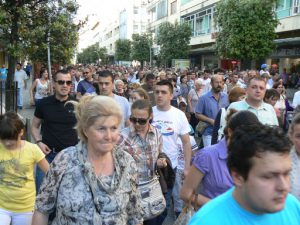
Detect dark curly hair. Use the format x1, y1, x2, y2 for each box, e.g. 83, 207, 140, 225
227, 124, 291, 180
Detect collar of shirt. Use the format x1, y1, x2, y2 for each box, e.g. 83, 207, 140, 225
208, 90, 226, 100
128, 124, 156, 139
243, 99, 268, 111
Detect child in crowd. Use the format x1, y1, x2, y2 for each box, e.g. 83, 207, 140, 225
0, 112, 49, 225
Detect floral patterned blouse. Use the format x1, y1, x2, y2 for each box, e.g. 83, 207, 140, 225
121, 125, 162, 184
35, 142, 143, 225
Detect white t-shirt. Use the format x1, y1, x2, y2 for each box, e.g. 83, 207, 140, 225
152, 106, 191, 168
177, 135, 198, 170
14, 69, 27, 88
292, 91, 300, 108
113, 94, 130, 129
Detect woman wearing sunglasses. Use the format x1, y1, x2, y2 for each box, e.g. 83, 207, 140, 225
121, 99, 167, 225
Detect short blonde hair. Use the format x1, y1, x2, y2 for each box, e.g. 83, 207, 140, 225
70, 95, 123, 143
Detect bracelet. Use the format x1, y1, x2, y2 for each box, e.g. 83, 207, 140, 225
36, 140, 43, 144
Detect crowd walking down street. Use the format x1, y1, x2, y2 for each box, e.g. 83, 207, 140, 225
1, 64, 300, 225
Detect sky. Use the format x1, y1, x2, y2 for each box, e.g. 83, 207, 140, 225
76, 0, 125, 50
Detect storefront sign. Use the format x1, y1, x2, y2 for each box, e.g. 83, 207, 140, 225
271, 47, 300, 57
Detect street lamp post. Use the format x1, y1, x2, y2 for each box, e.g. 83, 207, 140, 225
94, 50, 100, 64
149, 46, 152, 67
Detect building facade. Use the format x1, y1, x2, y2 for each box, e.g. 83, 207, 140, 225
146, 0, 300, 71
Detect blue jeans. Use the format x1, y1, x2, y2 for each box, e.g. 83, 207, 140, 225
17, 88, 23, 107
35, 151, 57, 193
202, 134, 212, 147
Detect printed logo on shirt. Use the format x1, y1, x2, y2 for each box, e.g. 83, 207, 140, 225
0, 158, 28, 188
152, 121, 174, 136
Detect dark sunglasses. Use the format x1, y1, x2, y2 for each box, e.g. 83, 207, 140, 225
56, 80, 72, 86
83, 72, 89, 74
129, 117, 149, 125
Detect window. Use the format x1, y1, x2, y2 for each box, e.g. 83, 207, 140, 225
134, 6, 139, 14
134, 25, 139, 31
276, 0, 292, 18
293, 0, 300, 14
157, 0, 167, 19
171, 1, 177, 15
150, 7, 156, 22
182, 6, 214, 37
181, 0, 191, 5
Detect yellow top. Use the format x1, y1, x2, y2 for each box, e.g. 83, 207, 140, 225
0, 141, 45, 212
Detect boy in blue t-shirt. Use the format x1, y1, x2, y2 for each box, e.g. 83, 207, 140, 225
189, 124, 300, 225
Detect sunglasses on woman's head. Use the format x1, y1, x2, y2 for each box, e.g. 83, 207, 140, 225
129, 117, 149, 125
56, 80, 72, 86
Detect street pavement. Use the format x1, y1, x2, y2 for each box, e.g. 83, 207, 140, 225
16, 78, 298, 225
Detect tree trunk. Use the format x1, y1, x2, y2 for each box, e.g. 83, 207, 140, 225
5, 9, 19, 112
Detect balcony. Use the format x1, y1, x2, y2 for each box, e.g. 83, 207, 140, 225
276, 1, 300, 19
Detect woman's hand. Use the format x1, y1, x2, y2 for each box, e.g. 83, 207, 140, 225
157, 158, 167, 168
30, 99, 35, 106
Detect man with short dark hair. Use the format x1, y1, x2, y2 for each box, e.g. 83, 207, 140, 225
152, 79, 192, 219
76, 67, 96, 99
228, 76, 278, 126
227, 73, 239, 93
31, 70, 78, 191
189, 124, 300, 225
98, 70, 130, 128
141, 73, 156, 106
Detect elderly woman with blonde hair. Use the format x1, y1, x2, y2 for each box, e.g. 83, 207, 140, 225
32, 95, 143, 225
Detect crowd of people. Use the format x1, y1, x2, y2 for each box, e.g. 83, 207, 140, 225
0, 63, 300, 225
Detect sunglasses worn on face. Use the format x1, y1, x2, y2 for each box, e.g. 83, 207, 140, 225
56, 80, 72, 86
129, 117, 149, 125
83, 72, 89, 74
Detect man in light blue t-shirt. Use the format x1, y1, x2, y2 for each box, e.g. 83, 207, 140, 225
189, 124, 300, 225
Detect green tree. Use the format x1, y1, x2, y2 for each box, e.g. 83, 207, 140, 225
215, 0, 278, 61
115, 39, 131, 61
131, 33, 152, 66
0, 0, 82, 111
77, 43, 107, 64
157, 21, 192, 66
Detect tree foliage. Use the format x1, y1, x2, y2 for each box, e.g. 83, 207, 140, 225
131, 33, 152, 64
157, 21, 192, 66
115, 39, 132, 61
0, 0, 83, 80
77, 43, 108, 64
215, 0, 279, 60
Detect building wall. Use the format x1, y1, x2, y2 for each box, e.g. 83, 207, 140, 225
146, 0, 300, 70
99, 0, 148, 58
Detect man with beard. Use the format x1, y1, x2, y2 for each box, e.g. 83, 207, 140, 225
195, 75, 229, 147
